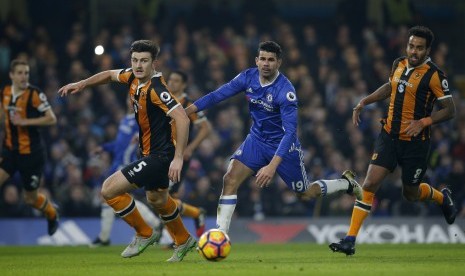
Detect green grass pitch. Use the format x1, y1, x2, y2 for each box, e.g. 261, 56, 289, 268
1, 243, 464, 275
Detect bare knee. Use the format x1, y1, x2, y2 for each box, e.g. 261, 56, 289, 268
146, 190, 168, 209
23, 192, 37, 205
402, 189, 419, 202
101, 177, 119, 200
298, 183, 321, 201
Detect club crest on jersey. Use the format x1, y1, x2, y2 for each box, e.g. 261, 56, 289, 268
413, 72, 422, 80
442, 79, 449, 91
160, 91, 172, 103
286, 91, 296, 102
266, 94, 273, 102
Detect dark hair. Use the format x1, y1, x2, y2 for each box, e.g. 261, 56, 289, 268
408, 26, 434, 48
170, 70, 188, 83
10, 59, 28, 72
258, 41, 282, 59
129, 40, 160, 60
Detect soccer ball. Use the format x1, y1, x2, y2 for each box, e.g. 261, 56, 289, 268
197, 229, 231, 261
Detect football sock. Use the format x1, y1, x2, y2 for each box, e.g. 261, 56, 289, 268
33, 193, 57, 220
315, 179, 349, 196
134, 199, 161, 229
174, 198, 200, 218
106, 193, 152, 238
217, 195, 237, 233
158, 195, 190, 245
99, 203, 115, 242
347, 189, 375, 237
419, 183, 444, 204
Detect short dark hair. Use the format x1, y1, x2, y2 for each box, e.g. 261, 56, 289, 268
408, 26, 434, 49
170, 70, 188, 83
130, 40, 160, 60
10, 59, 28, 72
258, 41, 282, 59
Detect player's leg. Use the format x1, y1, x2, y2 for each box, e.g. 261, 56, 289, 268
134, 199, 162, 229
19, 150, 59, 236
400, 140, 457, 224
277, 146, 362, 200
170, 179, 206, 237
330, 130, 395, 255
91, 200, 114, 246
217, 159, 254, 233
217, 135, 264, 233
329, 164, 389, 255
147, 189, 196, 262
103, 159, 160, 258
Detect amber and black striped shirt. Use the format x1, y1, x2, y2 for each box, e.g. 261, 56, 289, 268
1, 85, 51, 154
118, 69, 181, 156
385, 57, 451, 141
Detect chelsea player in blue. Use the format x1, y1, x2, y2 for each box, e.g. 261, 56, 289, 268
186, 41, 362, 233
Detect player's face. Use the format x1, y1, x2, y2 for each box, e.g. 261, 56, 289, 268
406, 35, 430, 67
167, 73, 186, 95
131, 52, 155, 81
9, 64, 29, 90
256, 51, 282, 79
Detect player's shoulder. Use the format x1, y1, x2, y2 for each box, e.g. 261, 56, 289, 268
426, 58, 446, 76
393, 56, 407, 68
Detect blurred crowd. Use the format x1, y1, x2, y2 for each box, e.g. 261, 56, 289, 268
0, 0, 464, 221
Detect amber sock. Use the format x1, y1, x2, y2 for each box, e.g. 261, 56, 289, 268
32, 193, 57, 220
106, 193, 152, 238
174, 198, 200, 218
419, 183, 444, 205
158, 196, 190, 245
347, 189, 375, 238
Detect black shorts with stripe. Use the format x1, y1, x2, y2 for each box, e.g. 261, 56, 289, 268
0, 148, 45, 191
370, 129, 430, 186
121, 150, 174, 191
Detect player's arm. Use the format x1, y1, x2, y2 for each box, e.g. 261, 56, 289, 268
58, 70, 120, 96
352, 82, 391, 126
167, 105, 190, 183
185, 118, 211, 160
11, 108, 57, 126
186, 72, 247, 116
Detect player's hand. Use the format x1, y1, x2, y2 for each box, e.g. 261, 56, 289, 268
255, 165, 276, 188
58, 81, 84, 96
352, 103, 363, 127
404, 117, 432, 137
168, 156, 183, 183
10, 113, 26, 126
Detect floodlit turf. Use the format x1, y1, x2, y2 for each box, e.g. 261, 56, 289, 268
1, 243, 464, 275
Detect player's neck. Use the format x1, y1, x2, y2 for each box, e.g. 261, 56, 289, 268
11, 84, 26, 96
260, 71, 279, 85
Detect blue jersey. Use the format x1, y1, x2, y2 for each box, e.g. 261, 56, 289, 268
195, 68, 299, 157
102, 113, 139, 174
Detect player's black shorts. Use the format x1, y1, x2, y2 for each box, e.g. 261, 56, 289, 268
371, 129, 430, 186
121, 151, 174, 191
169, 160, 190, 194
0, 148, 45, 191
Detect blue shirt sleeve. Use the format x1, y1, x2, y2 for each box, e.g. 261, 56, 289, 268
194, 72, 247, 111
275, 91, 298, 157
102, 141, 115, 153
